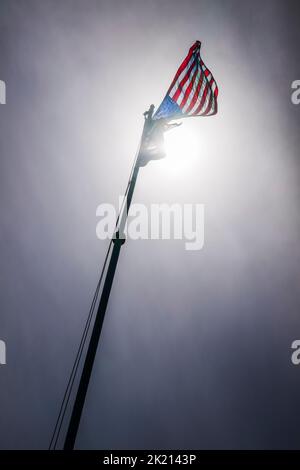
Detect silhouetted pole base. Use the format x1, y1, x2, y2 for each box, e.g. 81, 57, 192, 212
63, 239, 122, 450
63, 159, 141, 450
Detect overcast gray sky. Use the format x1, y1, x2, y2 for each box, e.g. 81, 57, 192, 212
0, 0, 300, 449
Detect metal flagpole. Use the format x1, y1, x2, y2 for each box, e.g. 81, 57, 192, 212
63, 107, 154, 450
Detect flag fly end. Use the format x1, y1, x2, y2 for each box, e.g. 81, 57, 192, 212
154, 41, 218, 121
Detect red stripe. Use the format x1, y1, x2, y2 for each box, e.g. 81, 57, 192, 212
191, 59, 210, 115
166, 41, 200, 95
204, 81, 218, 116
203, 92, 213, 116
180, 60, 199, 109
192, 80, 209, 115
172, 57, 197, 102
185, 69, 205, 114
210, 84, 219, 115
202, 78, 216, 116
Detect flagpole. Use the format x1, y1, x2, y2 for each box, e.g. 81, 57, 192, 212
63, 112, 152, 450
59, 40, 219, 450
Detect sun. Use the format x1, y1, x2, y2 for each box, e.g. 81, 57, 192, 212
159, 123, 200, 178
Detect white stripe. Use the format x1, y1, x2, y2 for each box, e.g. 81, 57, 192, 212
206, 97, 216, 115
188, 72, 208, 115
202, 79, 217, 115
210, 103, 216, 115
189, 72, 215, 115
181, 68, 201, 113
201, 87, 212, 115
169, 55, 196, 99
176, 63, 198, 106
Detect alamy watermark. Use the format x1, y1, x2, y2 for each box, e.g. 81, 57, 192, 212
0, 80, 6, 104
291, 340, 300, 365
0, 340, 6, 365
291, 80, 300, 105
96, 197, 205, 251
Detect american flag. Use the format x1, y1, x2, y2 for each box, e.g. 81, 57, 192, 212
154, 41, 218, 120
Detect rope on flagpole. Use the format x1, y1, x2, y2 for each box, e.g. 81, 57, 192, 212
49, 134, 143, 449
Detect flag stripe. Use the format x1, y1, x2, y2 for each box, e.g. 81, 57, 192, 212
183, 69, 204, 114
174, 63, 198, 105
171, 59, 197, 102
166, 41, 200, 95
180, 64, 199, 109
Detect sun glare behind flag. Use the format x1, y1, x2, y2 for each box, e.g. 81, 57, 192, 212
154, 41, 218, 121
